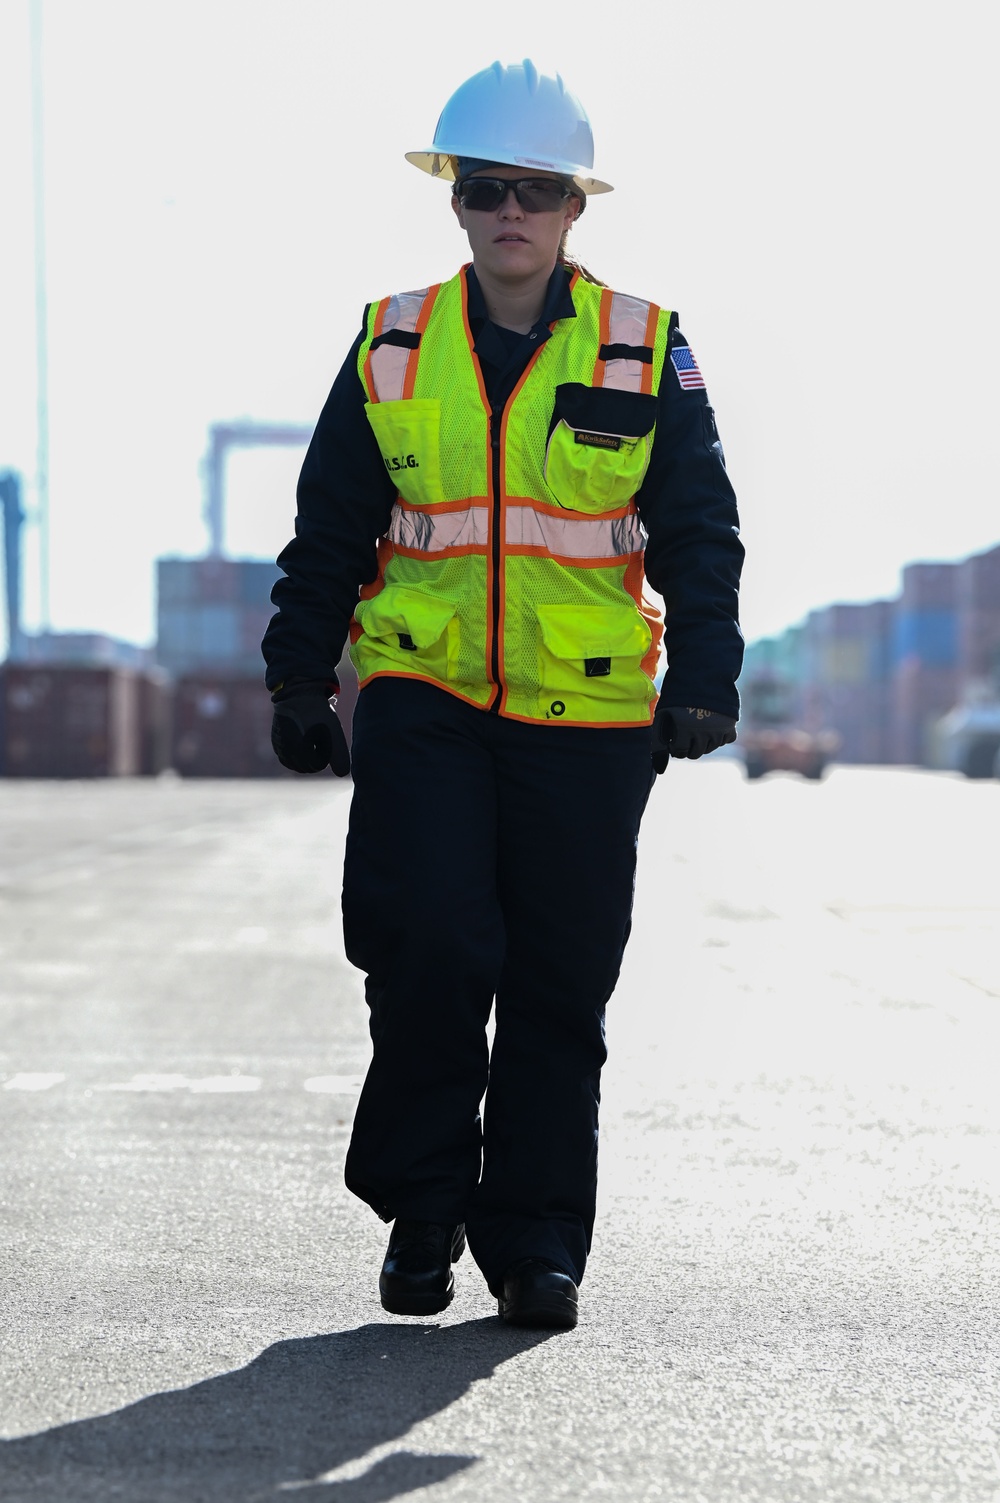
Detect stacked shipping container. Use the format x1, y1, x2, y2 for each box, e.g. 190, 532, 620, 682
815, 601, 895, 763
958, 544, 1000, 687
743, 540, 1000, 767
155, 555, 358, 776
891, 562, 959, 764
172, 675, 287, 778
2, 666, 144, 777
1, 552, 366, 777
157, 557, 282, 678
157, 557, 277, 777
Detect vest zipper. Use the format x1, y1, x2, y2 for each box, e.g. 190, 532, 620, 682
488, 407, 503, 713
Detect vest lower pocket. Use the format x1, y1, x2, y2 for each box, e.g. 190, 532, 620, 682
354, 585, 459, 681
543, 385, 657, 514
364, 398, 443, 507
535, 603, 654, 719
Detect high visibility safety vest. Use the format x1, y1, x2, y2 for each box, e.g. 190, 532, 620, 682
352, 266, 672, 727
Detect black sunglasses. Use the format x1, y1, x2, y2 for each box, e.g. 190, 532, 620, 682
455, 176, 572, 214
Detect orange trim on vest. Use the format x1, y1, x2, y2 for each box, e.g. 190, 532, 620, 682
460, 269, 498, 706
594, 287, 614, 388
355, 668, 494, 713
500, 705, 655, 729
390, 543, 487, 562
361, 296, 390, 402
393, 495, 490, 514
504, 547, 646, 570
403, 284, 442, 399
363, 287, 441, 404
641, 301, 659, 395
505, 493, 636, 522
496, 339, 550, 716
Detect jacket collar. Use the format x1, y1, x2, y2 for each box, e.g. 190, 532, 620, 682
465, 263, 577, 334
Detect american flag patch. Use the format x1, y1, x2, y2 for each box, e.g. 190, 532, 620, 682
670, 345, 706, 391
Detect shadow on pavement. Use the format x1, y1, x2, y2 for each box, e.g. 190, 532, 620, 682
0, 1317, 552, 1501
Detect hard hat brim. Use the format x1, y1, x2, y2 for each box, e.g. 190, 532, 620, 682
405, 150, 613, 196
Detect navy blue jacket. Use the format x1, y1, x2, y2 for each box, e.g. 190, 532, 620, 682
263, 264, 744, 717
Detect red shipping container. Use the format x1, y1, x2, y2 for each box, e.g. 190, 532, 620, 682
139, 670, 173, 775
2, 666, 141, 777
172, 674, 290, 777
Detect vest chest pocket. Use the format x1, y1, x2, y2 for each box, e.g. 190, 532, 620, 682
364, 398, 444, 508
354, 585, 459, 680
544, 384, 658, 514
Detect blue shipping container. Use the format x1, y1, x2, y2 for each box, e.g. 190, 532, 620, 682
892, 607, 958, 668
238, 561, 282, 607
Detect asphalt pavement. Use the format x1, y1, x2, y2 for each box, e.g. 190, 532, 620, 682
1, 763, 998, 1502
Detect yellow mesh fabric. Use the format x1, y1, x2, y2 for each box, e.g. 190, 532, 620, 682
354, 271, 672, 725
501, 555, 658, 722
417, 282, 491, 505
504, 283, 671, 503
356, 552, 490, 699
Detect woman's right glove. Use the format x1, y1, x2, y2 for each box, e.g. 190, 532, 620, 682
270, 682, 351, 776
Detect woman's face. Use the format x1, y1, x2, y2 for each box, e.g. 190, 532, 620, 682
451, 167, 581, 284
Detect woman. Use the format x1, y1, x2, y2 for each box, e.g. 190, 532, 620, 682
263, 60, 743, 1330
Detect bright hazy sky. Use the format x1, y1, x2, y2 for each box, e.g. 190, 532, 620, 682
0, 0, 996, 655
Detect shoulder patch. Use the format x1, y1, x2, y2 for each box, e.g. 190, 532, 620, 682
670, 345, 706, 391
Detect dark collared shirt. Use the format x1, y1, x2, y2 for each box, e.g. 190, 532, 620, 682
465, 263, 576, 412
264, 263, 744, 716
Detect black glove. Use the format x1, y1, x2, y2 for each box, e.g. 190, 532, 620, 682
652, 704, 737, 773
270, 681, 351, 776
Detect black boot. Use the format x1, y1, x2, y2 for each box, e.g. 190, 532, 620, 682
497, 1258, 579, 1329
379, 1220, 466, 1316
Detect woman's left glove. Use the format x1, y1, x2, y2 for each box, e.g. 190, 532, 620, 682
652, 704, 737, 772
271, 682, 351, 776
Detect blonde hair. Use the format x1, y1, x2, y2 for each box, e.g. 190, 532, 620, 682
558, 226, 605, 287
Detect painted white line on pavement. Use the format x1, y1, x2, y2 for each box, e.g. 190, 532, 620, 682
97, 1074, 262, 1093
303, 1075, 364, 1094
188, 1075, 262, 1093
2, 1072, 67, 1091
3, 1072, 363, 1095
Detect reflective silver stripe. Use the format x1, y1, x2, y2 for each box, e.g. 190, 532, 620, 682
388, 503, 489, 552
505, 506, 645, 559
369, 289, 431, 403
601, 291, 653, 393
388, 503, 645, 560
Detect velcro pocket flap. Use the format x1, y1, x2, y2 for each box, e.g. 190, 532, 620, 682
357, 586, 456, 649
537, 603, 651, 661
551, 384, 658, 440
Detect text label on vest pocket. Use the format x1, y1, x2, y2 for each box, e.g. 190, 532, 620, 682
384, 454, 419, 472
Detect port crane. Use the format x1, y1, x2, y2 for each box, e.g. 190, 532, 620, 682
202, 420, 313, 558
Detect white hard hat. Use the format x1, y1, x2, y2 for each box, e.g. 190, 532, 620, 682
405, 59, 613, 197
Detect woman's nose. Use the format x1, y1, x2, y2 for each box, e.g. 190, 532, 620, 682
497, 186, 524, 217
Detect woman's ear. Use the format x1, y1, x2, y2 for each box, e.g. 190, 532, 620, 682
563, 196, 582, 230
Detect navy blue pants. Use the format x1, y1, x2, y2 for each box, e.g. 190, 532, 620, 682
342, 677, 655, 1291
